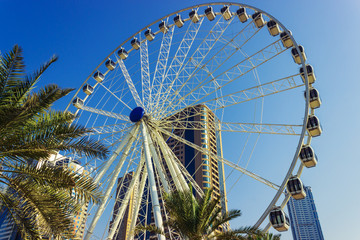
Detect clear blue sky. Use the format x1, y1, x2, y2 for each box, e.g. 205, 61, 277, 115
2, 0, 360, 239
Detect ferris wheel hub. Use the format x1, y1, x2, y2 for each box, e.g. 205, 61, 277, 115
129, 106, 145, 122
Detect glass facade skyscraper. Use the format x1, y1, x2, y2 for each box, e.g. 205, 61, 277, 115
286, 186, 324, 240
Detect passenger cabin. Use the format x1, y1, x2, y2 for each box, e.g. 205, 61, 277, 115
105, 59, 116, 71
300, 64, 316, 84
291, 45, 307, 64
82, 84, 94, 95
145, 29, 155, 41
174, 14, 184, 28
267, 20, 280, 36
93, 72, 104, 83
221, 6, 232, 21
280, 30, 293, 48
304, 88, 321, 109
252, 12, 265, 28
131, 38, 140, 50
205, 7, 216, 21
236, 7, 248, 23
269, 207, 290, 232
117, 48, 128, 60
189, 10, 200, 23
287, 176, 306, 200
299, 145, 317, 168
72, 97, 84, 109
307, 115, 322, 137
159, 21, 169, 33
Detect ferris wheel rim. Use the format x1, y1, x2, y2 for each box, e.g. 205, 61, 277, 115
64, 2, 316, 238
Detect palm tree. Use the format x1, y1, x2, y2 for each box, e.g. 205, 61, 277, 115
0, 45, 109, 239
138, 187, 270, 240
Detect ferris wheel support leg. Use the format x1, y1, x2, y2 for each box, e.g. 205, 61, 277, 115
141, 122, 166, 240
107, 159, 145, 240
94, 125, 138, 183
147, 131, 171, 193
84, 126, 140, 240
154, 130, 188, 192
126, 168, 148, 240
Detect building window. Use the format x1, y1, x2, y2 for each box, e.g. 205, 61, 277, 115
202, 165, 210, 170
203, 171, 210, 176
203, 183, 210, 188
203, 177, 210, 182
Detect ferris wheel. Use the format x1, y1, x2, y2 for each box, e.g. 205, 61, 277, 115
65, 2, 321, 239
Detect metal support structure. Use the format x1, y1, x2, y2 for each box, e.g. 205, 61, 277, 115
118, 59, 143, 108
81, 105, 130, 122
140, 40, 152, 111
84, 126, 139, 240
141, 122, 166, 240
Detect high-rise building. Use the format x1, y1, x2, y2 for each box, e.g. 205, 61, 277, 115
287, 186, 324, 240
110, 104, 228, 239
0, 208, 21, 240
45, 154, 89, 239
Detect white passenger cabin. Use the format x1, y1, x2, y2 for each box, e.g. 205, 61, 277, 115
72, 97, 84, 109
307, 115, 322, 137
300, 64, 316, 84
252, 12, 265, 28
280, 30, 293, 48
131, 38, 140, 50
117, 48, 128, 60
174, 14, 184, 28
299, 145, 317, 168
145, 29, 155, 41
82, 84, 94, 95
105, 59, 116, 71
221, 6, 232, 21
267, 20, 280, 36
93, 72, 104, 83
291, 45, 307, 64
304, 88, 321, 109
189, 9, 200, 23
205, 6, 216, 21
236, 7, 248, 23
287, 176, 306, 200
269, 207, 290, 232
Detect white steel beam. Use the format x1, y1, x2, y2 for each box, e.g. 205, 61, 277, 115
118, 59, 143, 108
140, 40, 152, 111
141, 122, 166, 240
81, 105, 130, 122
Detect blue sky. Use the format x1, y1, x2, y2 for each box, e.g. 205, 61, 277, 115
2, 0, 360, 239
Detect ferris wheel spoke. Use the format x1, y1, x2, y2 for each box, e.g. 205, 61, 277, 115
80, 105, 130, 122
161, 39, 288, 118
118, 58, 144, 108
158, 18, 262, 116
87, 123, 132, 136
84, 126, 139, 240
98, 82, 133, 111
140, 40, 152, 111
158, 120, 303, 136
108, 158, 145, 240
153, 125, 280, 191
150, 24, 174, 113
152, 17, 204, 111
154, 16, 235, 115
